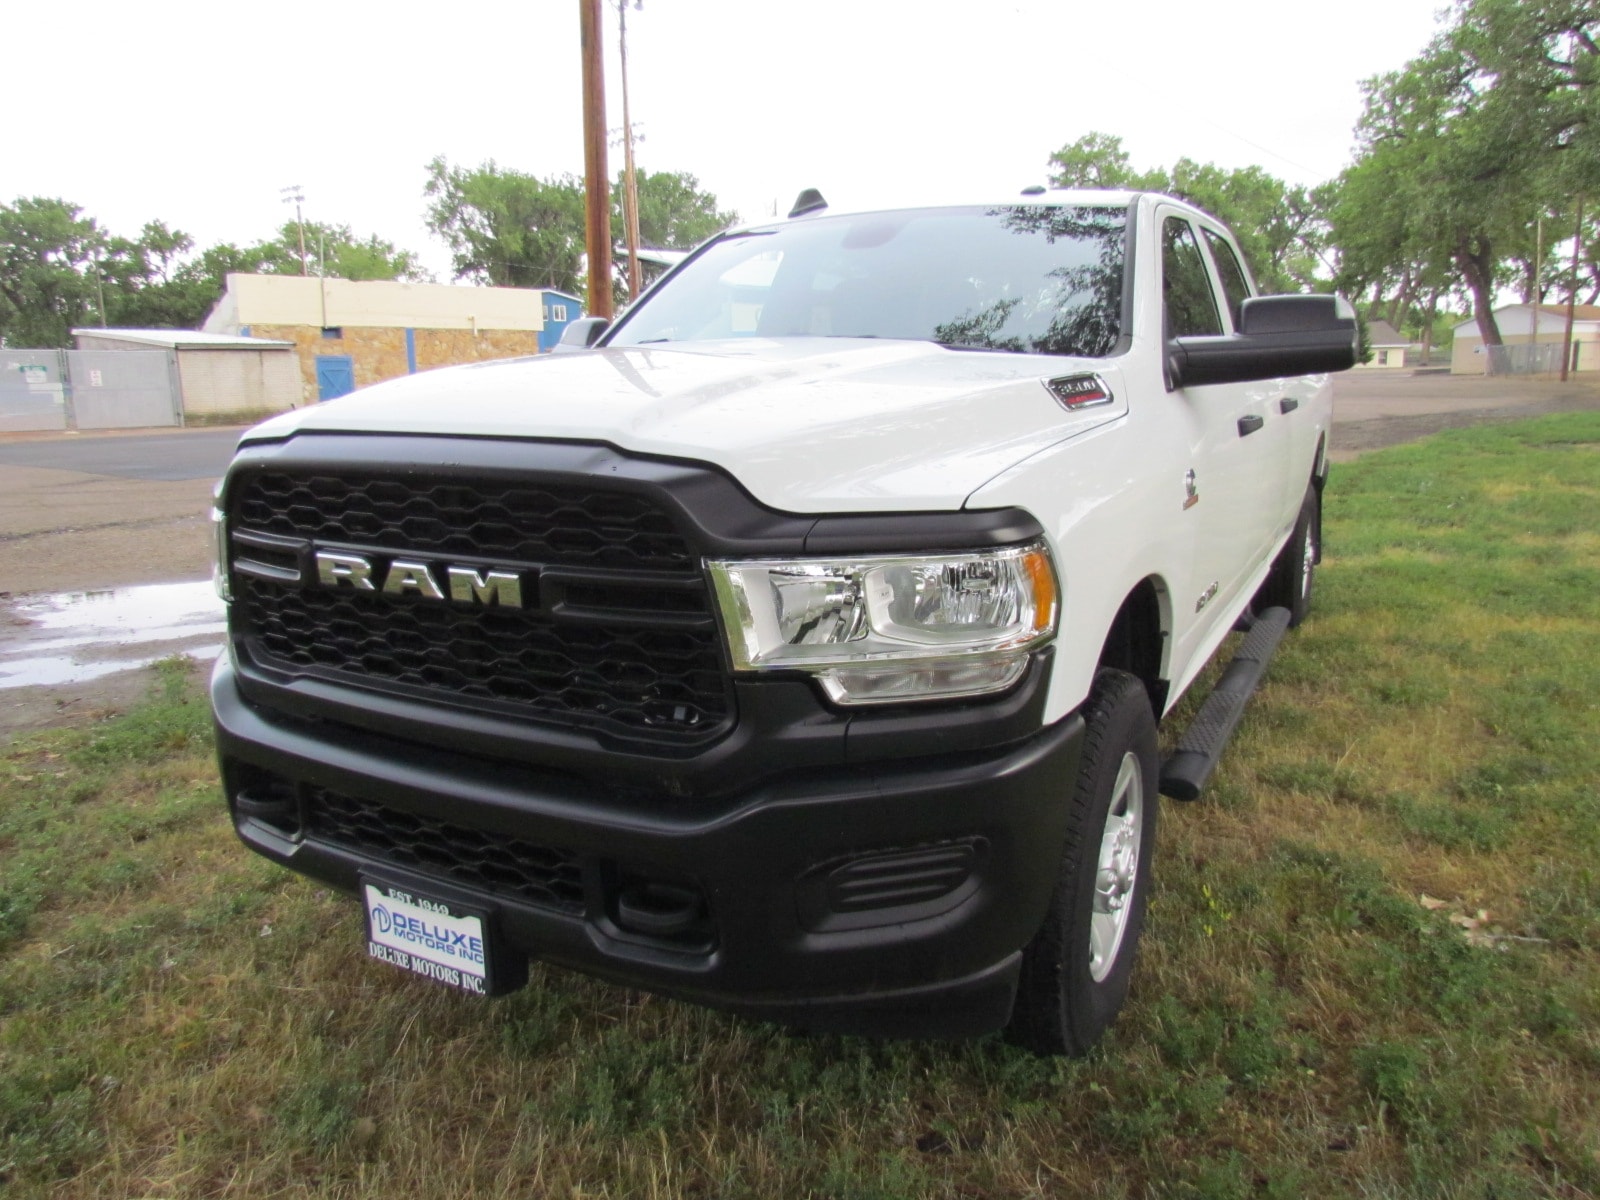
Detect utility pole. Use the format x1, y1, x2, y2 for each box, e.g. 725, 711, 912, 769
580, 0, 614, 318
1534, 214, 1544, 365
93, 260, 107, 327
618, 0, 643, 300
281, 185, 308, 276
1560, 197, 1584, 383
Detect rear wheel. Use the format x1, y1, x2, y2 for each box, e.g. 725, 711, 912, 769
1257, 481, 1320, 628
1008, 669, 1159, 1056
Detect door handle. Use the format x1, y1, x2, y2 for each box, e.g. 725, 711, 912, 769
1279, 397, 1299, 414
1238, 414, 1265, 437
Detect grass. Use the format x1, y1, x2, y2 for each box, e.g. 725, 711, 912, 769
3, 412, 1599, 1198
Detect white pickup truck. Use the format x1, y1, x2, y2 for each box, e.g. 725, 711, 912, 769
210, 189, 1355, 1054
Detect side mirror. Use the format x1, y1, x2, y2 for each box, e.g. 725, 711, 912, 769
552, 316, 610, 354
1167, 294, 1358, 389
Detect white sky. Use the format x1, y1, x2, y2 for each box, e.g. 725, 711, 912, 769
4, 0, 1448, 281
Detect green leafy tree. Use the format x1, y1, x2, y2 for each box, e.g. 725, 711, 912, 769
1045, 133, 1328, 294
1, 196, 431, 341
620, 170, 737, 250
1046, 133, 1165, 191
264, 220, 430, 282
1337, 0, 1597, 353
424, 156, 736, 294
423, 157, 589, 291
0, 198, 106, 346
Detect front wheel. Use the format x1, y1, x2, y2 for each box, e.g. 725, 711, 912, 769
1008, 669, 1159, 1056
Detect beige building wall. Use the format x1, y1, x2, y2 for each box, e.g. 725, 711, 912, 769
212, 274, 544, 332
206, 274, 552, 398
176, 348, 301, 418
1356, 346, 1409, 369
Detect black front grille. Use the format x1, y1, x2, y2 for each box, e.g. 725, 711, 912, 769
236, 471, 691, 570
227, 466, 734, 743
305, 786, 585, 914
234, 575, 729, 734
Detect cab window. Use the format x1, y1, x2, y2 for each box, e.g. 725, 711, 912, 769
1162, 217, 1222, 339
1202, 228, 1253, 330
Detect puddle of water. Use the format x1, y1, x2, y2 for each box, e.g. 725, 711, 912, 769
1, 580, 226, 690
2, 643, 224, 688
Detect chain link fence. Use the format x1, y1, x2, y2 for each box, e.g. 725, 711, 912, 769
1483, 343, 1567, 376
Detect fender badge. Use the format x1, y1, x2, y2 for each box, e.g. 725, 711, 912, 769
1044, 373, 1113, 410
1183, 468, 1200, 510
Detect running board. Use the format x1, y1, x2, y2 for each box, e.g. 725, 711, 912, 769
1159, 606, 1292, 802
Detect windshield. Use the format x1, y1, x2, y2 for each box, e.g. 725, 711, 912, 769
607, 204, 1127, 357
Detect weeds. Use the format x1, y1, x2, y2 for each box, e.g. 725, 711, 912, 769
2, 416, 1599, 1197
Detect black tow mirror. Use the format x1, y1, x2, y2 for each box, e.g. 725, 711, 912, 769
1167, 294, 1357, 389
551, 316, 610, 354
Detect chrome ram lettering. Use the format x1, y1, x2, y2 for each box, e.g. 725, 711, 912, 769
383, 559, 446, 601
316, 552, 376, 591
313, 550, 524, 608
447, 565, 523, 608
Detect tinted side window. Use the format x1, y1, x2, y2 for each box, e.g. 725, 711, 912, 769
1202, 229, 1253, 330
1162, 218, 1222, 338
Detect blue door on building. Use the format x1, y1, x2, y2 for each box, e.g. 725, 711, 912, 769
315, 355, 355, 401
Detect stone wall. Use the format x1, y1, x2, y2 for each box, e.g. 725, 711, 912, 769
248, 324, 547, 400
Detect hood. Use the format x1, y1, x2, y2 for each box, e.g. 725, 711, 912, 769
245, 338, 1126, 513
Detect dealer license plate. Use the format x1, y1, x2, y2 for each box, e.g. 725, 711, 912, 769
362, 880, 492, 996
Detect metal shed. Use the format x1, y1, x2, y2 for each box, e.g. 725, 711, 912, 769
70, 328, 303, 423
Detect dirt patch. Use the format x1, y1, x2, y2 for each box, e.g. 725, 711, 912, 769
1328, 371, 1600, 460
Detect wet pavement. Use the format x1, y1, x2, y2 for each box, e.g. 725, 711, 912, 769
1, 580, 224, 690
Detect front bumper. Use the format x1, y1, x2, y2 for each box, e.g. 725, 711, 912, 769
213, 658, 1084, 1038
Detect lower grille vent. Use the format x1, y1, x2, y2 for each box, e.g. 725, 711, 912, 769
304, 787, 586, 914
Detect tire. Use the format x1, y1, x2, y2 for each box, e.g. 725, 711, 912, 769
1007, 668, 1160, 1056
1256, 481, 1320, 629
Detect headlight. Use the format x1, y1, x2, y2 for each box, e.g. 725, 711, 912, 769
211, 482, 231, 603
708, 542, 1058, 704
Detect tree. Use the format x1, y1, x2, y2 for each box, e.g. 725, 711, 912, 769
620, 170, 736, 250
0, 198, 106, 346
261, 220, 430, 282
424, 157, 589, 291
1, 196, 431, 343
1047, 132, 1166, 191
1045, 133, 1328, 293
1337, 0, 1598, 355
424, 156, 736, 293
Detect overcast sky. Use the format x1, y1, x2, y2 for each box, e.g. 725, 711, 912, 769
5, 0, 1447, 280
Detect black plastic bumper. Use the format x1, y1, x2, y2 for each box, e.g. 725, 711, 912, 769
213, 658, 1084, 1038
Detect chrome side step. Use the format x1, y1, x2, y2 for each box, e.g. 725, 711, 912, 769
1159, 606, 1291, 802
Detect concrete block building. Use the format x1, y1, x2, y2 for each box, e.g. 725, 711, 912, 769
203, 275, 579, 402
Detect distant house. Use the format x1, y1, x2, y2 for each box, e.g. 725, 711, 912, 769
1359, 319, 1410, 369
1450, 304, 1600, 375
203, 275, 580, 402
539, 291, 583, 352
